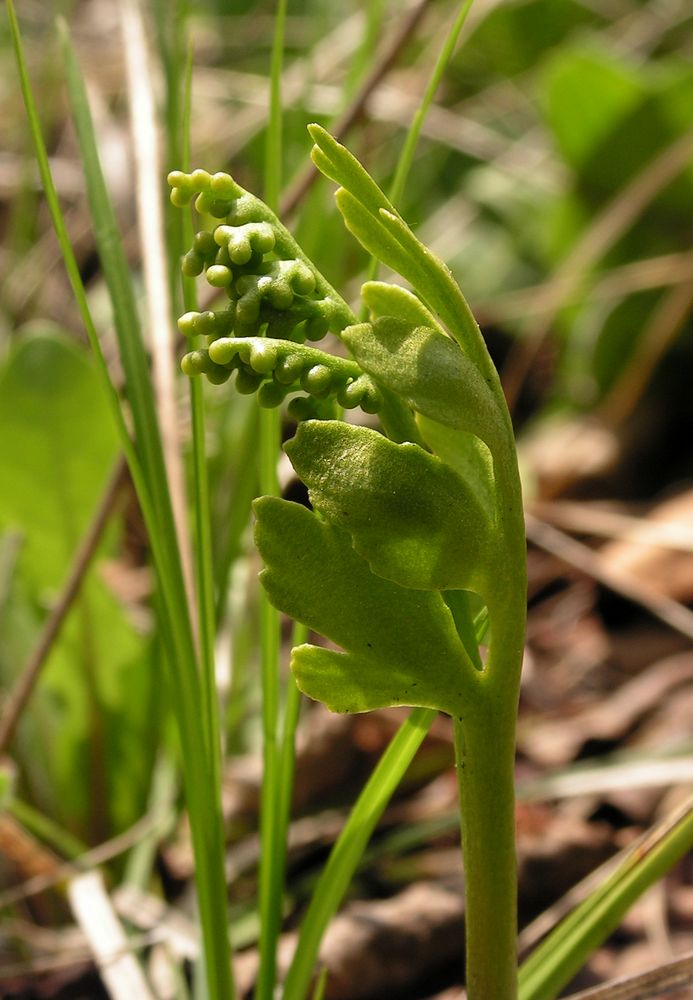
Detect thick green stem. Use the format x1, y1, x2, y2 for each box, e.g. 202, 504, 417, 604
455, 696, 518, 1000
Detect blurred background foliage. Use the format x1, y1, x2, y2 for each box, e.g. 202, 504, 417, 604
0, 0, 691, 886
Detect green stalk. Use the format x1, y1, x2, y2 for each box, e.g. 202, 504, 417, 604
255, 449, 283, 999
452, 442, 526, 1000
282, 707, 437, 1000
276, 622, 307, 877
388, 0, 474, 209
256, 2, 292, 995
454, 694, 519, 999
179, 37, 224, 799
363, 0, 475, 297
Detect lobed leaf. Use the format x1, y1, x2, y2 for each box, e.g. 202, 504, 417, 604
309, 127, 494, 372
342, 317, 504, 449
285, 421, 493, 596
254, 496, 477, 716
361, 280, 444, 334
417, 416, 496, 518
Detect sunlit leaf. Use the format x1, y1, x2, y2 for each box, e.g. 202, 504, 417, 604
254, 496, 477, 716
361, 280, 444, 333
342, 317, 504, 448
285, 421, 493, 596
416, 416, 496, 516
0, 333, 118, 586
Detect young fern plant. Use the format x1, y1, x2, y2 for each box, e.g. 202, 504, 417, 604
170, 126, 527, 1000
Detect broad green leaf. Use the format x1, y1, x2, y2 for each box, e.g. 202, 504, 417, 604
376, 208, 488, 367
285, 421, 493, 596
254, 497, 477, 716
361, 280, 444, 334
334, 188, 489, 373
442, 590, 484, 672
0, 333, 118, 587
342, 318, 504, 448
416, 415, 496, 517
0, 334, 155, 835
541, 46, 642, 170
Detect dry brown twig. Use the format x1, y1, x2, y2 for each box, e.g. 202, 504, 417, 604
525, 513, 693, 643
564, 948, 693, 999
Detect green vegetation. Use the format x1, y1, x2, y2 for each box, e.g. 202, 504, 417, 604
2, 1, 692, 998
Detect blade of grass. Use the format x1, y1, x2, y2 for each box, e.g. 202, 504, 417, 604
518, 793, 693, 1000
362, 0, 475, 299
48, 17, 234, 999
5, 0, 145, 507
120, 0, 195, 609
282, 706, 437, 1000
563, 949, 693, 1000
389, 0, 474, 209
255, 2, 293, 997
179, 38, 225, 798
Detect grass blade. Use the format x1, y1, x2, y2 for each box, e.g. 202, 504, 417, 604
282, 707, 437, 999
53, 18, 234, 999
518, 793, 693, 1000
255, 2, 296, 997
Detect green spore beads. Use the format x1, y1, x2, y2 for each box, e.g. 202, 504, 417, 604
301, 364, 332, 398
235, 367, 265, 395
226, 193, 266, 227
337, 376, 368, 409
193, 231, 217, 259
305, 314, 330, 342
191, 168, 211, 189
167, 171, 195, 207
249, 341, 278, 374
195, 190, 232, 218
278, 259, 316, 297
361, 381, 383, 414
178, 312, 200, 338
287, 396, 315, 422
181, 350, 208, 376
263, 307, 307, 343
167, 169, 242, 213
214, 223, 276, 265
263, 275, 293, 310
214, 244, 231, 267
210, 172, 242, 201
274, 352, 305, 385
180, 349, 230, 383
206, 363, 233, 385
206, 265, 233, 288
182, 250, 204, 277
179, 310, 232, 341
194, 311, 220, 338
208, 338, 241, 366
258, 380, 288, 408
